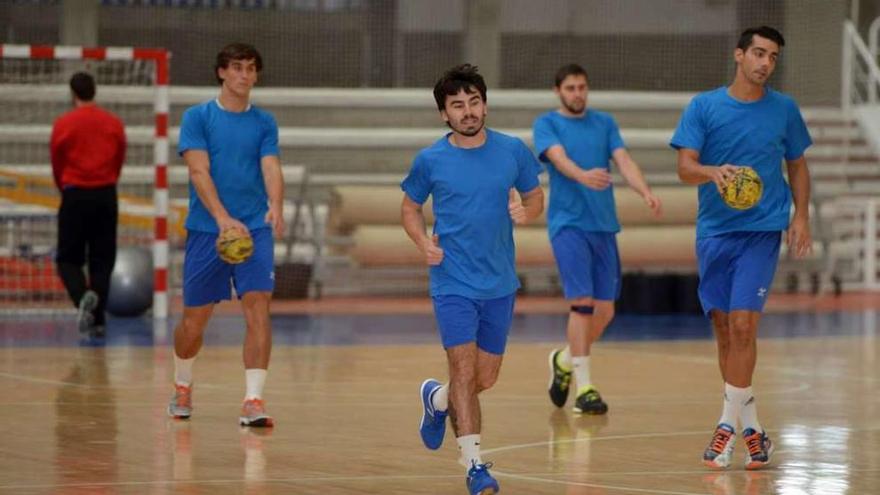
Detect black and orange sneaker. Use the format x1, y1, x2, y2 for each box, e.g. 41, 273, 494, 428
742, 428, 774, 470
702, 423, 736, 469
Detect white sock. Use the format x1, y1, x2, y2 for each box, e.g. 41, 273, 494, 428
558, 346, 572, 370
719, 383, 749, 428
174, 354, 195, 386
572, 356, 591, 392
245, 369, 267, 400
431, 384, 449, 412
738, 388, 762, 433
457, 434, 482, 469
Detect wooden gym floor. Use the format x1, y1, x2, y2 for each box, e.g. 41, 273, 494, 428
0, 294, 877, 494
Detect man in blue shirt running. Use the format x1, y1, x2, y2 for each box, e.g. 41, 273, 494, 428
671, 26, 813, 470
402, 64, 543, 495
536, 64, 661, 416
168, 43, 285, 428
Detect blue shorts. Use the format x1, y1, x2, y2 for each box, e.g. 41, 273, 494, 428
183, 227, 275, 307
432, 293, 516, 355
696, 231, 781, 315
550, 228, 621, 301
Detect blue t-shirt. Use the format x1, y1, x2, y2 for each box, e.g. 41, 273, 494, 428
178, 100, 280, 233
533, 110, 625, 239
401, 129, 542, 299
670, 87, 812, 238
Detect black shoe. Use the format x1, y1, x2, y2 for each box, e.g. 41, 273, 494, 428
573, 387, 608, 415
547, 349, 572, 408
77, 290, 99, 335
89, 325, 106, 339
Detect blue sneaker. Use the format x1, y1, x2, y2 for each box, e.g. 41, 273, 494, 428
466, 462, 499, 495
419, 378, 447, 450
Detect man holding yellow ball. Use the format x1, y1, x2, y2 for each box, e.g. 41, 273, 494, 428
671, 26, 812, 470
169, 43, 284, 428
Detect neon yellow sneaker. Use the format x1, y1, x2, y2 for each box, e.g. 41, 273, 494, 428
548, 349, 572, 407
573, 386, 608, 415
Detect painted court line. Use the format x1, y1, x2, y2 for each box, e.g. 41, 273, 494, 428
484, 424, 880, 456
0, 473, 464, 490
491, 471, 707, 495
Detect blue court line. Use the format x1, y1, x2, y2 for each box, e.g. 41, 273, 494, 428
0, 311, 875, 348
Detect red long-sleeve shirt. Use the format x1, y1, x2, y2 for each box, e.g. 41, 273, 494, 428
50, 104, 126, 190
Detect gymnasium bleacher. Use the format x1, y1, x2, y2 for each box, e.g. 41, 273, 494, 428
2, 86, 876, 298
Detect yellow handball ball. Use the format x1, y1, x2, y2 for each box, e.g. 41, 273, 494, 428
721, 166, 763, 210
216, 228, 254, 264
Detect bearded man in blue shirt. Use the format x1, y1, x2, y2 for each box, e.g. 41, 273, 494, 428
402, 64, 544, 495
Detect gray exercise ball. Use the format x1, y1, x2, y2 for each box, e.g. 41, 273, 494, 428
107, 246, 153, 317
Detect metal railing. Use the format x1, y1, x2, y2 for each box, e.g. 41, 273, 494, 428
841, 20, 880, 109
836, 20, 880, 291
828, 198, 879, 291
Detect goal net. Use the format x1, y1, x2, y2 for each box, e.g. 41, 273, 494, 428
0, 45, 171, 316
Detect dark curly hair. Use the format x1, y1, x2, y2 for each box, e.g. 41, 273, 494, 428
432, 64, 487, 111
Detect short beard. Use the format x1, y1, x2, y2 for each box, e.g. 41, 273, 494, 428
563, 100, 585, 115
748, 73, 768, 86
450, 119, 485, 137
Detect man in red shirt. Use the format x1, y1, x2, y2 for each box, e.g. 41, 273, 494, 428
51, 72, 126, 337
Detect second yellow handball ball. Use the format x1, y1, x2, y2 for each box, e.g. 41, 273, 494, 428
216, 228, 254, 264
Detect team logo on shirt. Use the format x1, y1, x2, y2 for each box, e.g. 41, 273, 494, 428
757, 287, 767, 298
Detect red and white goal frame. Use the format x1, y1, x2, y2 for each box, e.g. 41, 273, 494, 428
0, 44, 171, 319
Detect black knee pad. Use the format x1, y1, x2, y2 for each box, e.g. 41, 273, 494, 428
570, 305, 594, 315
